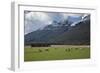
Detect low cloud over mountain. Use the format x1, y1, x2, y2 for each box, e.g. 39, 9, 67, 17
24, 11, 90, 45
24, 11, 84, 34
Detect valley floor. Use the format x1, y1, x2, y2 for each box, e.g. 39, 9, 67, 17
24, 45, 90, 61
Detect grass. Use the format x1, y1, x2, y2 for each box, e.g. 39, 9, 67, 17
24, 45, 90, 62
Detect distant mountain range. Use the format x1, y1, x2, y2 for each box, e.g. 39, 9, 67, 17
25, 15, 90, 45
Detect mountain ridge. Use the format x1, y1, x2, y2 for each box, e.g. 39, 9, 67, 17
25, 15, 90, 45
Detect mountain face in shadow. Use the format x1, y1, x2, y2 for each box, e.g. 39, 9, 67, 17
25, 15, 90, 45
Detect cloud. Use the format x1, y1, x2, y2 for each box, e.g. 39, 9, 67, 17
24, 11, 85, 34
62, 13, 83, 19
24, 12, 52, 34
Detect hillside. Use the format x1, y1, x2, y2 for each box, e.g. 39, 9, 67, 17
25, 15, 90, 45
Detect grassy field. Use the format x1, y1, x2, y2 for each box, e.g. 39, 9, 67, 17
24, 45, 90, 61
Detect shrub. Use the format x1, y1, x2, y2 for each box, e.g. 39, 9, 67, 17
45, 49, 49, 52
68, 49, 70, 52
75, 48, 78, 50
38, 49, 42, 52
65, 49, 68, 52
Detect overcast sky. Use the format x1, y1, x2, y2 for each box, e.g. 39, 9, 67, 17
24, 11, 86, 34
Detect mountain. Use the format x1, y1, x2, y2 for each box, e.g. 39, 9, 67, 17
25, 15, 90, 45
67, 16, 82, 24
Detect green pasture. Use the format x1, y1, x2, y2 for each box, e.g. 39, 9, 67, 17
24, 45, 90, 61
